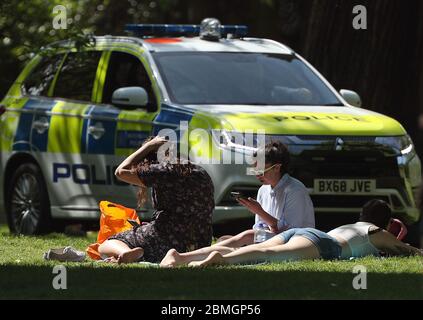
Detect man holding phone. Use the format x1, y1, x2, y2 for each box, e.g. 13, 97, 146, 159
216, 141, 315, 247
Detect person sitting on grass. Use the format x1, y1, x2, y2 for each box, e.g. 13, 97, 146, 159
160, 199, 422, 268
98, 136, 214, 264
212, 140, 315, 248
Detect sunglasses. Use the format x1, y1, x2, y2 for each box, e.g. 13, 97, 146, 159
251, 163, 279, 176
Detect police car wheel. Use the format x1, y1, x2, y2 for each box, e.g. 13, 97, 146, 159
6, 163, 52, 235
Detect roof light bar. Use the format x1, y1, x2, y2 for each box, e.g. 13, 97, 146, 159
125, 24, 200, 37
124, 21, 248, 39
200, 18, 222, 40
220, 25, 248, 37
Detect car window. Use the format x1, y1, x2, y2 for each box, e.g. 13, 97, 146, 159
153, 52, 342, 106
53, 51, 101, 102
102, 51, 157, 111
21, 54, 65, 97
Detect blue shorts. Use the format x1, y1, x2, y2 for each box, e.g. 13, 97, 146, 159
278, 228, 341, 260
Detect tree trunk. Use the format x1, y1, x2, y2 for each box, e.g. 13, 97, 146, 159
301, 0, 422, 145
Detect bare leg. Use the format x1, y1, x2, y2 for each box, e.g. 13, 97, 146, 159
160, 245, 235, 268
117, 248, 144, 264
98, 240, 144, 264
189, 236, 320, 267
160, 229, 254, 268
215, 235, 234, 243
98, 240, 131, 258
211, 229, 255, 248
183, 236, 283, 267
160, 229, 278, 268
160, 229, 275, 268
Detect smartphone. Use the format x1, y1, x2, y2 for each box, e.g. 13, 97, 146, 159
230, 191, 245, 199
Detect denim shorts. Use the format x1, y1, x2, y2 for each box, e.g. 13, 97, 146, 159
278, 228, 342, 260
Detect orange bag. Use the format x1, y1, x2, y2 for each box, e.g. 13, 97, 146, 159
87, 201, 140, 260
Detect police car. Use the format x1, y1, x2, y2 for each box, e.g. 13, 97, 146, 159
0, 18, 421, 235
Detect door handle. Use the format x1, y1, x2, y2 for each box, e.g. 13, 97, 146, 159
88, 122, 105, 140
32, 118, 49, 134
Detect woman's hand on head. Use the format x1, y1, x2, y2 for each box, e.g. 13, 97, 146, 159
145, 136, 168, 151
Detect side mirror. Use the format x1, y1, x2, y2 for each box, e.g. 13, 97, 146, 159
340, 89, 362, 108
112, 87, 148, 109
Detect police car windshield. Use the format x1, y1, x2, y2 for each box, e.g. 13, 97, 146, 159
152, 52, 343, 106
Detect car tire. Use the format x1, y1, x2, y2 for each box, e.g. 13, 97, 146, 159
5, 163, 52, 235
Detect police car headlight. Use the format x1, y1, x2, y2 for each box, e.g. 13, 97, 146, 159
375, 135, 415, 157
375, 135, 421, 186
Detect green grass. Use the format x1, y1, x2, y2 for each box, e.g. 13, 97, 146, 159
0, 225, 422, 299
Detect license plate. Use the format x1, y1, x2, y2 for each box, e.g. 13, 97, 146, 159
314, 179, 376, 194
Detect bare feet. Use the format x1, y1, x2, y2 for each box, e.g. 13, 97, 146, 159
160, 249, 183, 268
117, 247, 144, 264
188, 251, 225, 267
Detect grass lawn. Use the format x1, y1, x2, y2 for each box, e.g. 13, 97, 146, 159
0, 224, 422, 300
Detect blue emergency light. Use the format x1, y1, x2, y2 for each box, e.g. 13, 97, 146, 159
125, 18, 248, 40
125, 24, 201, 37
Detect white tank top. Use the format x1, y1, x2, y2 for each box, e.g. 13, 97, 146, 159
328, 222, 380, 258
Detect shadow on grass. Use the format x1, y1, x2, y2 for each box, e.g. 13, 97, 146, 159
0, 265, 422, 299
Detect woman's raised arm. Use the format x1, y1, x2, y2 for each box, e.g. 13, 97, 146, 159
115, 136, 167, 186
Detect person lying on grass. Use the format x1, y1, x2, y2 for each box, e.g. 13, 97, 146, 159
98, 136, 214, 264
160, 199, 423, 267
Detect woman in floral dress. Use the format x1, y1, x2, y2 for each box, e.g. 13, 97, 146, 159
98, 136, 214, 263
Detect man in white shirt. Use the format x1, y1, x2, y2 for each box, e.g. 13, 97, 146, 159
216, 141, 315, 247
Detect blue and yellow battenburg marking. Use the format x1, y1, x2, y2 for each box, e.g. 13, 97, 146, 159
9, 98, 200, 156
13, 99, 55, 152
